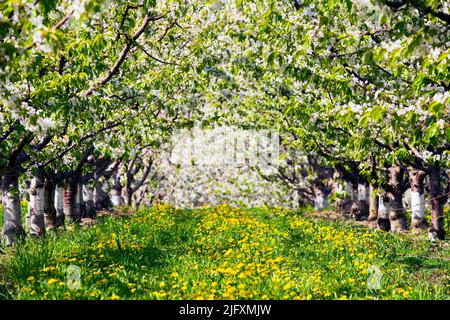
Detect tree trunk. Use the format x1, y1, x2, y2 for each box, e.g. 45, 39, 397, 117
387, 165, 408, 232
350, 183, 359, 219
27, 172, 46, 237
94, 180, 111, 210
313, 187, 329, 210
63, 177, 81, 223
83, 185, 95, 218
54, 183, 65, 227
1, 170, 25, 245
428, 165, 445, 240
389, 191, 407, 232
408, 168, 427, 230
78, 182, 85, 218
368, 184, 378, 228
134, 185, 149, 208
44, 177, 57, 230
350, 182, 369, 220
125, 191, 133, 207
110, 187, 123, 206
377, 195, 391, 231
336, 181, 352, 215
356, 183, 369, 220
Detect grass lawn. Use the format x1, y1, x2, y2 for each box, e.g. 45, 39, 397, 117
0, 204, 449, 300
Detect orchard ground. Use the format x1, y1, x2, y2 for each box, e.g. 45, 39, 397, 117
0, 204, 449, 300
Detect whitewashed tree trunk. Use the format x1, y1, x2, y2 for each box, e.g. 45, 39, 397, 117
350, 183, 366, 220
346, 181, 353, 196
368, 184, 378, 228
110, 188, 123, 206
28, 175, 46, 237
1, 171, 25, 245
410, 191, 425, 225
408, 168, 427, 230
83, 185, 95, 218
54, 184, 64, 227
402, 188, 411, 210
314, 190, 328, 210
377, 195, 391, 231
356, 183, 369, 220
336, 181, 352, 215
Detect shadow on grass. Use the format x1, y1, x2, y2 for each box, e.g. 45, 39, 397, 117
0, 209, 204, 299
93, 245, 168, 272
395, 255, 449, 271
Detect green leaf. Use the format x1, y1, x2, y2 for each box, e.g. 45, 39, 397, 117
267, 51, 277, 67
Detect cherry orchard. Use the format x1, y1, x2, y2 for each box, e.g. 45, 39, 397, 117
191, 0, 449, 239
0, 0, 215, 244
0, 0, 448, 245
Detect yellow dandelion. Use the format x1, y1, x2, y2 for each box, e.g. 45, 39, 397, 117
283, 283, 292, 291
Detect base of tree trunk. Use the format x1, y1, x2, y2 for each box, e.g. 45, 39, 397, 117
45, 208, 57, 230
411, 218, 428, 231
55, 215, 65, 228
2, 226, 26, 246
2, 171, 26, 246
377, 217, 390, 231
336, 198, 352, 215
84, 204, 96, 218
368, 218, 378, 229
428, 227, 445, 241
352, 202, 369, 221
45, 213, 57, 230
390, 217, 407, 232
65, 215, 81, 224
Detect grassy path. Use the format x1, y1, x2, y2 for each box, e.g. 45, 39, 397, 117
0, 205, 449, 300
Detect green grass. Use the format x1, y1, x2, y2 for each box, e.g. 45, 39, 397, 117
0, 204, 449, 300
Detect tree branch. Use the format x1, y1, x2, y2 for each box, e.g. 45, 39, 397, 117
131, 161, 152, 194
37, 120, 123, 168
384, 1, 450, 24
83, 13, 165, 97
0, 121, 18, 145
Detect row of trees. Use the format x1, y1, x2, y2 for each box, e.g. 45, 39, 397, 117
1, 0, 449, 245
0, 0, 213, 245
192, 0, 449, 239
